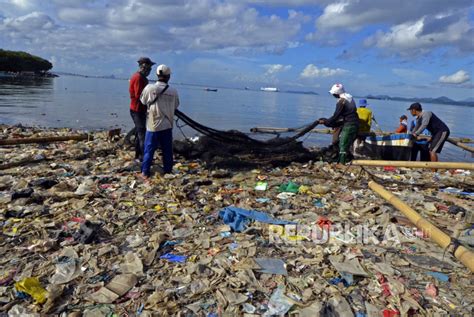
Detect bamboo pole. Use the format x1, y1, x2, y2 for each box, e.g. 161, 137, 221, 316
0, 134, 92, 146
250, 127, 379, 137
449, 137, 474, 144
368, 181, 474, 272
352, 160, 474, 170
447, 139, 474, 154
251, 127, 474, 149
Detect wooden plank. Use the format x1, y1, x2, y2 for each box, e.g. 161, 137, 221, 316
352, 160, 474, 170
0, 134, 92, 146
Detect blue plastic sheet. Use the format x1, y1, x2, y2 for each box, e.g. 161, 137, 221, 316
426, 271, 449, 282
218, 206, 296, 232
159, 253, 187, 263
440, 187, 474, 196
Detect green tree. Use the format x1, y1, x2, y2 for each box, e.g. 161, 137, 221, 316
0, 49, 53, 73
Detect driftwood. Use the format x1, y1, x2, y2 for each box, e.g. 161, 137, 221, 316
352, 160, 474, 170
369, 181, 474, 272
0, 147, 117, 172
0, 157, 48, 170
0, 134, 92, 146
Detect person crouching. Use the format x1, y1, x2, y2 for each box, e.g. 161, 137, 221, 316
319, 83, 359, 164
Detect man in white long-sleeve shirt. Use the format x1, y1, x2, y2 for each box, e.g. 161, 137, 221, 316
140, 64, 180, 178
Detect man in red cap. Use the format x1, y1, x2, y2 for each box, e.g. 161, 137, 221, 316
129, 57, 155, 161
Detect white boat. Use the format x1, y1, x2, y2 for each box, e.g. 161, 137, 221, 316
260, 87, 279, 92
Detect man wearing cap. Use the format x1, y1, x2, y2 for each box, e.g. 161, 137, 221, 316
318, 83, 359, 164
140, 64, 180, 178
129, 57, 155, 161
408, 102, 450, 162
356, 99, 372, 134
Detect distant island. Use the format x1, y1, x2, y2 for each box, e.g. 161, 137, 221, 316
0, 49, 56, 77
55, 71, 118, 79
365, 94, 474, 107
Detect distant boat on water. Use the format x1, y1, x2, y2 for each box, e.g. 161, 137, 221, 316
205, 88, 218, 92
260, 87, 279, 92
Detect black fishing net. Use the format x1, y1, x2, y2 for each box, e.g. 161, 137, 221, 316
173, 110, 325, 169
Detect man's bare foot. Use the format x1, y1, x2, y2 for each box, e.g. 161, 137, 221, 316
137, 173, 150, 183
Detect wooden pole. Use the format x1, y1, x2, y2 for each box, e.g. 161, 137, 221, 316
449, 137, 474, 144
0, 134, 92, 146
447, 139, 474, 154
0, 157, 48, 170
251, 127, 474, 150
352, 160, 474, 170
368, 181, 474, 272
250, 127, 378, 137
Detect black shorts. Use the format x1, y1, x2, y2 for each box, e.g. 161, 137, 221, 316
430, 130, 450, 153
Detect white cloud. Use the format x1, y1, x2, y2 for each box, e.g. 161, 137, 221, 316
310, 0, 473, 55
168, 8, 301, 51
316, 0, 471, 31
10, 0, 34, 8
57, 8, 105, 24
263, 64, 292, 76
1, 11, 56, 32
300, 64, 348, 78
439, 70, 470, 84
364, 15, 473, 55
246, 0, 329, 6
0, 1, 306, 60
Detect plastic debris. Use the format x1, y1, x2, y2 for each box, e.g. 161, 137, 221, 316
255, 181, 268, 191
0, 125, 472, 315
263, 286, 295, 316
14, 277, 48, 304
425, 271, 449, 282
255, 258, 287, 275
49, 247, 81, 284
87, 274, 137, 303
159, 253, 188, 263
218, 206, 295, 232
278, 181, 300, 193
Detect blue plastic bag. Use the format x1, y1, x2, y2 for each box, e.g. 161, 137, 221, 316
160, 253, 187, 263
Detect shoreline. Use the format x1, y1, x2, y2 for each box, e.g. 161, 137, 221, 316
1, 124, 473, 315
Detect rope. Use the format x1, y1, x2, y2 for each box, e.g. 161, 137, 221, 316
174, 109, 320, 148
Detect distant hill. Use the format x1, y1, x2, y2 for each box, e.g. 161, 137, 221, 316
365, 94, 474, 107
0, 49, 53, 73
462, 97, 474, 103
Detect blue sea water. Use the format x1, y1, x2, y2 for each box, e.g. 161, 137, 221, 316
0, 75, 472, 162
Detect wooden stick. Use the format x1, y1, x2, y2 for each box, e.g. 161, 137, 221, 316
449, 137, 474, 144
0, 134, 92, 146
250, 127, 379, 137
251, 127, 474, 149
447, 139, 474, 154
352, 160, 474, 170
368, 181, 474, 272
0, 157, 48, 170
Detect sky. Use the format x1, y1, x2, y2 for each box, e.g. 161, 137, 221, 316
1, 0, 473, 100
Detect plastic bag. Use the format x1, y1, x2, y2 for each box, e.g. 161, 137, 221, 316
14, 277, 48, 304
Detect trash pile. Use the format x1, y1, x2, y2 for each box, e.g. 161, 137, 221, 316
1, 124, 473, 316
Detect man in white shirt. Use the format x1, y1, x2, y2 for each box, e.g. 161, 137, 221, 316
139, 64, 180, 178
